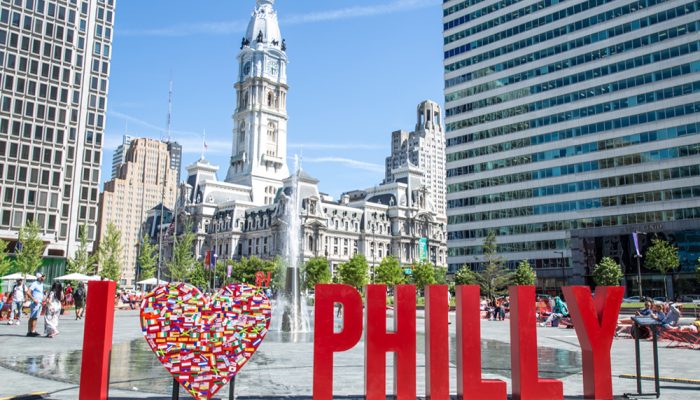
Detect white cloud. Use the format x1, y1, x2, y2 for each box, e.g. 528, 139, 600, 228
118, 0, 439, 37
106, 110, 229, 155
303, 157, 384, 173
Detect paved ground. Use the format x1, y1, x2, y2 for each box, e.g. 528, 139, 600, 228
0, 309, 698, 399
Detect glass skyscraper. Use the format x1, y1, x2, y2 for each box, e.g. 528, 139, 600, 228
444, 0, 700, 295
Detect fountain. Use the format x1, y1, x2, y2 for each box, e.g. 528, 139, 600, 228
276, 155, 311, 334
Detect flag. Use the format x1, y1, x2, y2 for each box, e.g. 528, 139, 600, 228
204, 251, 211, 270
227, 265, 233, 278
632, 232, 641, 257
211, 253, 218, 269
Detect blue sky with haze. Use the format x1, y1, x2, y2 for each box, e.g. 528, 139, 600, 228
104, 0, 443, 198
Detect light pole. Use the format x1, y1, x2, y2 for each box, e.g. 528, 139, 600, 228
554, 250, 566, 289
633, 231, 646, 299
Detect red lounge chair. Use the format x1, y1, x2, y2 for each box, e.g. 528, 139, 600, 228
659, 328, 700, 349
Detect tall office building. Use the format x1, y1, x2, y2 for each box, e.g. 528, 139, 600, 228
97, 137, 178, 286
111, 134, 131, 179
444, 0, 700, 294
0, 0, 115, 267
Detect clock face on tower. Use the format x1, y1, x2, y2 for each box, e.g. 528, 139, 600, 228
265, 59, 278, 77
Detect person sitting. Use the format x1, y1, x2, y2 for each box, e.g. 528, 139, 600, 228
540, 296, 568, 327
636, 301, 654, 317
659, 303, 681, 329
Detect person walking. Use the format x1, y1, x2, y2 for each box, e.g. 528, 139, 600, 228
74, 282, 86, 320
8, 279, 26, 325
44, 282, 63, 338
26, 273, 45, 337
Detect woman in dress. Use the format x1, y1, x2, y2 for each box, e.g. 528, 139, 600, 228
44, 282, 64, 338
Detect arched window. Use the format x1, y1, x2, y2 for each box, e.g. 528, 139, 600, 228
267, 91, 274, 107
239, 122, 246, 143
308, 236, 314, 251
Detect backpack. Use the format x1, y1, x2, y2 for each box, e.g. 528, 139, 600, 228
75, 287, 85, 301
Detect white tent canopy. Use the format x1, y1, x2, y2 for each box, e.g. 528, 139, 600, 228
54, 273, 96, 282
137, 278, 168, 286
1, 273, 37, 281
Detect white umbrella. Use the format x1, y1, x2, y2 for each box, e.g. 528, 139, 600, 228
87, 275, 102, 281
136, 277, 168, 285
54, 273, 92, 282
1, 273, 37, 281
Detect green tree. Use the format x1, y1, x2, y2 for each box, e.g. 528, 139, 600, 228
302, 257, 332, 291
189, 262, 209, 289
337, 254, 369, 290
15, 220, 45, 276
434, 266, 447, 285
168, 220, 197, 282
592, 257, 623, 286
413, 261, 437, 294
696, 257, 700, 284
644, 238, 680, 298
477, 231, 511, 301
454, 265, 478, 285
513, 260, 536, 286
98, 223, 123, 283
67, 224, 96, 276
373, 256, 405, 289
137, 235, 158, 281
0, 239, 13, 277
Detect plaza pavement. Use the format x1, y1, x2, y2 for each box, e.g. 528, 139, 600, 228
0, 309, 698, 399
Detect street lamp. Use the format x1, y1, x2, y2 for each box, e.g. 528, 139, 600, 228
554, 250, 566, 289
633, 231, 647, 299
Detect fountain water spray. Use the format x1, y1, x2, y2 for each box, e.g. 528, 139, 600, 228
276, 155, 311, 333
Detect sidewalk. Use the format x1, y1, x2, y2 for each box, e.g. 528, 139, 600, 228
0, 310, 698, 399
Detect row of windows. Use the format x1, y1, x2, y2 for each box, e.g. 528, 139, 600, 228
2, 73, 82, 104
0, 163, 60, 188
448, 142, 700, 195
444, 0, 556, 42
446, 60, 699, 118
448, 239, 568, 256
444, 0, 620, 58
446, 79, 700, 133
3, 0, 77, 22
448, 162, 700, 209
1, 7, 78, 45
448, 121, 699, 177
448, 207, 700, 241
0, 141, 63, 164
444, 2, 698, 72
0, 209, 57, 231
2, 47, 76, 83
0, 118, 66, 142
443, 0, 488, 17
446, 39, 699, 109
444, 20, 698, 89
448, 183, 700, 224
446, 100, 700, 160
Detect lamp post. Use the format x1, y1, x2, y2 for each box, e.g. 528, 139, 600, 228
554, 250, 566, 289
633, 231, 646, 299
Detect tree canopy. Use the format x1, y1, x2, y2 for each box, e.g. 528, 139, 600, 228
592, 257, 623, 286
15, 220, 45, 276
644, 237, 680, 298
0, 239, 13, 277
454, 265, 478, 285
373, 256, 405, 289
98, 223, 123, 283
137, 235, 158, 281
512, 260, 536, 286
67, 224, 96, 276
168, 220, 197, 283
337, 254, 369, 290
478, 231, 511, 301
302, 257, 332, 291
412, 261, 437, 293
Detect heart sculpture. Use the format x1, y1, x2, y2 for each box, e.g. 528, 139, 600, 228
140, 283, 271, 399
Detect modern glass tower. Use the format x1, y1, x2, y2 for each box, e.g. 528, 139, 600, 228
0, 0, 115, 266
444, 0, 700, 294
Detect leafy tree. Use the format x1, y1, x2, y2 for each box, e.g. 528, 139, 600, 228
477, 231, 511, 301
189, 262, 209, 289
373, 256, 405, 289
513, 260, 536, 286
0, 239, 13, 277
98, 223, 123, 282
302, 257, 331, 291
337, 254, 369, 290
434, 266, 447, 285
137, 235, 158, 281
644, 238, 680, 298
696, 257, 700, 284
15, 220, 45, 276
454, 265, 478, 285
67, 224, 96, 276
168, 220, 197, 283
271, 256, 286, 291
413, 261, 437, 294
592, 257, 623, 286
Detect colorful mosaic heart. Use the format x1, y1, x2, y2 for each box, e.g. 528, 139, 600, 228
140, 283, 271, 399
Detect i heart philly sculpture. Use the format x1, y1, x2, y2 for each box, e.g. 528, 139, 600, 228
140, 283, 272, 400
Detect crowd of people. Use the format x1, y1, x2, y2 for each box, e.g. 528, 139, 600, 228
1, 274, 88, 338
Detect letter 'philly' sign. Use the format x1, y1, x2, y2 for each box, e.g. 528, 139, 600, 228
313, 284, 624, 400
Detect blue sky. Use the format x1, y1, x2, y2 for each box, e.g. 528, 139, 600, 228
104, 0, 444, 198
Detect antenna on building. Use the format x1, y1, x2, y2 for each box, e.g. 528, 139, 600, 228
165, 79, 173, 143
201, 129, 208, 160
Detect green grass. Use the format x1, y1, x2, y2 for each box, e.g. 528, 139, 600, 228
620, 302, 699, 311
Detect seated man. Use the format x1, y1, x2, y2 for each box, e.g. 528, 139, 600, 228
540, 296, 569, 327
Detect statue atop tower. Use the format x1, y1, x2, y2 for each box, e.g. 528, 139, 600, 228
226, 0, 289, 206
